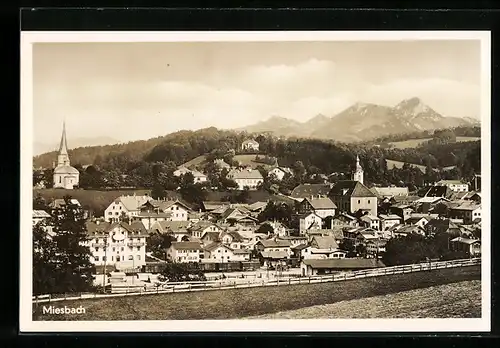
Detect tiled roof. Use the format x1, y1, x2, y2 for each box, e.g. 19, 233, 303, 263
155, 221, 190, 233
258, 239, 291, 248
379, 214, 402, 220
190, 221, 221, 232
227, 168, 264, 180
114, 195, 151, 211
50, 198, 81, 208
171, 241, 203, 250
450, 237, 480, 244
450, 203, 481, 211
247, 201, 268, 211
302, 258, 385, 269
231, 248, 251, 254
136, 212, 172, 218
202, 201, 230, 211
291, 184, 331, 199
311, 235, 338, 249
304, 197, 337, 210
292, 243, 309, 251
329, 181, 377, 198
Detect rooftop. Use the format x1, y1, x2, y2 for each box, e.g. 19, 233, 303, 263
302, 258, 385, 269
303, 197, 337, 210
329, 180, 377, 198
171, 241, 203, 250
290, 184, 332, 199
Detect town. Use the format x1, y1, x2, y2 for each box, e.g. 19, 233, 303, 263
32, 124, 482, 296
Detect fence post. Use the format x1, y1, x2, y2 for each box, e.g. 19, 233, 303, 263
64, 293, 67, 300
289, 278, 291, 286
308, 277, 311, 284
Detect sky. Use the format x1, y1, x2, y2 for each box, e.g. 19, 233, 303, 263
32, 40, 481, 145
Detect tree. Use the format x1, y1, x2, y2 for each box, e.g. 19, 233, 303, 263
257, 201, 293, 225
338, 239, 356, 257
256, 223, 274, 234
148, 232, 176, 259
33, 221, 58, 295
161, 262, 206, 282
48, 196, 96, 294
151, 183, 167, 200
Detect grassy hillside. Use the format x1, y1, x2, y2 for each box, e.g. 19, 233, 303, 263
180, 153, 275, 170
248, 280, 481, 319
386, 159, 427, 173
32, 265, 480, 320
34, 188, 153, 215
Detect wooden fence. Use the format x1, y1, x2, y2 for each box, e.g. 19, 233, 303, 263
32, 257, 481, 304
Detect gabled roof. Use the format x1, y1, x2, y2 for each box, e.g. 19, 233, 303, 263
303, 197, 337, 210
450, 203, 481, 211
310, 235, 338, 250
291, 184, 331, 199
113, 195, 151, 211
329, 181, 377, 198
170, 241, 203, 250
190, 221, 221, 232
437, 180, 466, 185
292, 243, 309, 251
302, 259, 385, 269
258, 239, 291, 248
360, 214, 379, 222
227, 168, 264, 180
247, 201, 268, 211
201, 231, 220, 241
50, 198, 81, 208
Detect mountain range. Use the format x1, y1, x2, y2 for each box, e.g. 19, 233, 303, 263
33, 136, 121, 156
237, 97, 480, 142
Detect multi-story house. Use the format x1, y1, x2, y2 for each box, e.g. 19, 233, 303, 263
226, 168, 264, 190
167, 241, 204, 263
104, 194, 153, 223
139, 199, 192, 221
268, 166, 293, 181
378, 214, 402, 231
189, 221, 222, 239
203, 243, 251, 262
449, 203, 481, 224
301, 236, 344, 260
359, 214, 380, 230
84, 221, 148, 270
297, 212, 323, 235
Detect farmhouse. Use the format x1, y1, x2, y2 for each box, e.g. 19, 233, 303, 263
301, 236, 343, 260
151, 220, 191, 242
173, 166, 191, 177
189, 221, 222, 239
449, 237, 481, 257
389, 204, 413, 222
268, 166, 293, 181
378, 214, 402, 231
33, 210, 51, 226
139, 199, 192, 222
301, 258, 385, 276
359, 214, 380, 230
449, 203, 481, 224
203, 243, 250, 262
298, 197, 337, 219
104, 194, 153, 223
297, 212, 323, 235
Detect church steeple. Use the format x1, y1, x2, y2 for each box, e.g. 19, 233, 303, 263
353, 155, 364, 184
56, 121, 70, 167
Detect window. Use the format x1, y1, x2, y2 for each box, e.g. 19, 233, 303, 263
137, 255, 141, 260
103, 256, 107, 261
128, 255, 133, 260
368, 200, 371, 204
358, 200, 361, 204
121, 247, 124, 251
95, 247, 99, 252
95, 256, 99, 261
111, 256, 114, 261
59, 177, 61, 183
108, 212, 112, 215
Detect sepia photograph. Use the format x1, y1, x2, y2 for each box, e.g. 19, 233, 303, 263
20, 31, 490, 332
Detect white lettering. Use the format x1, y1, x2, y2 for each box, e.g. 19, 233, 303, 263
42, 305, 86, 315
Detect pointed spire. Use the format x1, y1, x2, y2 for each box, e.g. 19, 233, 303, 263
58, 121, 68, 155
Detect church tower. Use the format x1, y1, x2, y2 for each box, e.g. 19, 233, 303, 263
56, 121, 70, 167
53, 121, 80, 189
352, 155, 364, 184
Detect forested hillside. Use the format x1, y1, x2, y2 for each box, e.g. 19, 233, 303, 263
33, 126, 480, 193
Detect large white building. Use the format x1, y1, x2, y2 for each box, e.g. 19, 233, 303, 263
435, 180, 469, 193
104, 194, 153, 222
353, 155, 364, 184
84, 221, 149, 270
241, 139, 260, 151
52, 122, 80, 189
226, 168, 264, 190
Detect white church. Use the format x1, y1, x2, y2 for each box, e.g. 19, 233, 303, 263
52, 122, 80, 189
